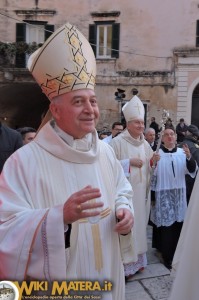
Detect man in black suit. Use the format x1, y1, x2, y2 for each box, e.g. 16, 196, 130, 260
0, 122, 23, 172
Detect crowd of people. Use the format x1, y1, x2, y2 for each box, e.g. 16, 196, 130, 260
0, 22, 199, 300
99, 108, 199, 272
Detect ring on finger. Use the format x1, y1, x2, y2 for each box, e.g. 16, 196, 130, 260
77, 204, 82, 212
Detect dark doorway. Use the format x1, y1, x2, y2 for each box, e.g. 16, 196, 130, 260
0, 83, 49, 129
192, 84, 199, 128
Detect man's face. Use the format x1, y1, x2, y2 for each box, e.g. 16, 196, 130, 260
99, 133, 108, 140
162, 129, 176, 148
23, 132, 36, 144
127, 119, 145, 138
112, 125, 123, 137
50, 89, 100, 139
145, 130, 155, 144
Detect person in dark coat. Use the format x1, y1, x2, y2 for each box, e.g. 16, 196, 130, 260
179, 124, 199, 204
176, 118, 189, 144
159, 118, 175, 134
164, 118, 175, 131
0, 122, 23, 172
149, 117, 159, 140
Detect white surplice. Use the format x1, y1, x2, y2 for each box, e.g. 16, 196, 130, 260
110, 129, 153, 261
169, 171, 199, 300
0, 121, 134, 300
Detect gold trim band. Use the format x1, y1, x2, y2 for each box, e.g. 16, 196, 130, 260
79, 207, 111, 223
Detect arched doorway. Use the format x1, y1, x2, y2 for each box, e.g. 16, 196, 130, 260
0, 83, 49, 129
192, 84, 199, 128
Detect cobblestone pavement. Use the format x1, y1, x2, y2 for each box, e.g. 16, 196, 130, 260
125, 226, 174, 300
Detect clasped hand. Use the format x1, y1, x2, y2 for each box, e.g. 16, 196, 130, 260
130, 158, 143, 168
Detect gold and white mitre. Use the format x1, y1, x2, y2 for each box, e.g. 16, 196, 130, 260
122, 95, 145, 122
27, 23, 96, 100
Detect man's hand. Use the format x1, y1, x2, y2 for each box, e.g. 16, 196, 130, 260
152, 152, 160, 164
115, 208, 134, 235
130, 158, 143, 168
63, 185, 104, 224
183, 143, 191, 159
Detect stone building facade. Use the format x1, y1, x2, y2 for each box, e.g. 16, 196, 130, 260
0, 0, 199, 130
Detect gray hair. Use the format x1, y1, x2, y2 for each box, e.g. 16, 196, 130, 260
144, 127, 155, 135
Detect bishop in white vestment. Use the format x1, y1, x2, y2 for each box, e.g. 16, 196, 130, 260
0, 122, 133, 299
110, 96, 156, 277
0, 23, 135, 300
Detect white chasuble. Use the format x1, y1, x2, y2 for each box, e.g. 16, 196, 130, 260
169, 172, 199, 300
110, 129, 153, 258
0, 121, 134, 300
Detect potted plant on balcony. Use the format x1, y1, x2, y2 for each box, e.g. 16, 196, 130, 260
0, 41, 41, 67
0, 42, 16, 66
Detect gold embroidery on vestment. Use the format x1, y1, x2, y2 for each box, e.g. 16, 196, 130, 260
79, 207, 111, 273
79, 207, 111, 223
91, 224, 103, 272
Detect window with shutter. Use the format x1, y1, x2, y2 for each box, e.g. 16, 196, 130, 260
26, 23, 45, 44
112, 23, 120, 58
89, 22, 120, 59
16, 23, 26, 67
89, 24, 96, 56
15, 22, 54, 68
196, 20, 199, 47
45, 25, 54, 41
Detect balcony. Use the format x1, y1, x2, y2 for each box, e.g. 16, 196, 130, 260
0, 41, 41, 68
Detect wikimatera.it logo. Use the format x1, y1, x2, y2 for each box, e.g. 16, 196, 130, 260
0, 280, 113, 300
0, 281, 19, 300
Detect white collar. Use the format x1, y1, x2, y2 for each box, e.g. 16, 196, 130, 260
53, 122, 92, 151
